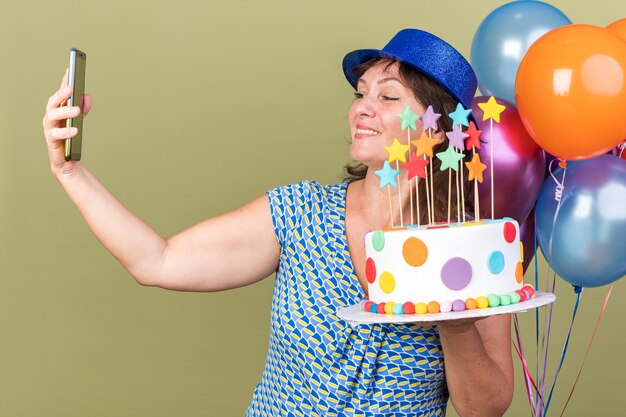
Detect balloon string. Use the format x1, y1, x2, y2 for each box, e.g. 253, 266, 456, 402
559, 283, 614, 417
538, 273, 556, 416
547, 164, 567, 281
544, 286, 583, 416
513, 314, 540, 416
533, 220, 540, 407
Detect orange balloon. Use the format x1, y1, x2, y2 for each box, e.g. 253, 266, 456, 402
607, 18, 626, 42
515, 24, 626, 161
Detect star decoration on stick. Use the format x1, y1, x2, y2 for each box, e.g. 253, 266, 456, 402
375, 160, 400, 188
445, 124, 468, 151
397, 106, 420, 131
477, 96, 506, 123
465, 121, 483, 149
384, 138, 410, 163
436, 146, 465, 171
403, 154, 429, 180
465, 153, 487, 182
411, 131, 439, 158
421, 105, 441, 132
448, 103, 472, 128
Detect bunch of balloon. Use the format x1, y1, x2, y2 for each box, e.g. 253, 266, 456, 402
510, 19, 626, 417
471, 1, 571, 104
515, 22, 626, 288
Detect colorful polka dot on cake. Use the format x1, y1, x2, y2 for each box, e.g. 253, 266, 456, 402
488, 251, 505, 274
515, 262, 524, 283
402, 237, 428, 267
372, 230, 385, 251
441, 257, 473, 290
379, 271, 396, 294
365, 258, 377, 284
503, 222, 516, 243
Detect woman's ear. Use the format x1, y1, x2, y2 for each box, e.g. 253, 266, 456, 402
433, 129, 445, 144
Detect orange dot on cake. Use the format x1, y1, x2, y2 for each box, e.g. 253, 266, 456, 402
402, 237, 428, 267
515, 262, 524, 283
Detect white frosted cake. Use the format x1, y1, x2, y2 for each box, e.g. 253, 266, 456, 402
362, 218, 533, 315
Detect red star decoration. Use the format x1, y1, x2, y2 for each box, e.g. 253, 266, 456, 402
465, 121, 483, 150
403, 154, 429, 180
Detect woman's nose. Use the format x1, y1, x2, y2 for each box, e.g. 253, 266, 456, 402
352, 95, 376, 117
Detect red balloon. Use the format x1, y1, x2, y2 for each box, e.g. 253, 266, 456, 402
471, 97, 545, 224
515, 24, 626, 161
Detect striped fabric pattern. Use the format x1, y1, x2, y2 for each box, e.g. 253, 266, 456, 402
247, 180, 448, 417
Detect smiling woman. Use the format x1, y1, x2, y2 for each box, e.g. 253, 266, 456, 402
42, 27, 512, 417
345, 57, 466, 224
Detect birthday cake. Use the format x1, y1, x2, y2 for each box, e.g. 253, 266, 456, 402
362, 219, 534, 315
359, 99, 535, 315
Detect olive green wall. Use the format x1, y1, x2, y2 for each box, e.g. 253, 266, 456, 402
0, 0, 624, 415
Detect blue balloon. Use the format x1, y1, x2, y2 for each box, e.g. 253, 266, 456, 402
471, 1, 571, 104
535, 155, 626, 288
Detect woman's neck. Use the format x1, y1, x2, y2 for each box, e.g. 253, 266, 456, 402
350, 170, 417, 229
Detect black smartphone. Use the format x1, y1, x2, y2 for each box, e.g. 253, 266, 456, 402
65, 48, 87, 161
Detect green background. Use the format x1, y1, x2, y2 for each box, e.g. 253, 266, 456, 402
1, 0, 624, 415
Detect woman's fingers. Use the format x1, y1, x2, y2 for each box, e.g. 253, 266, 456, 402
48, 126, 78, 141
45, 105, 80, 125
46, 85, 73, 112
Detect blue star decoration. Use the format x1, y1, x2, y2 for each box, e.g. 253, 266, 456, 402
397, 106, 420, 131
375, 160, 400, 188
436, 145, 466, 171
448, 103, 472, 129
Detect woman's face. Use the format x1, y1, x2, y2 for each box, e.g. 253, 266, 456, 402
348, 61, 426, 169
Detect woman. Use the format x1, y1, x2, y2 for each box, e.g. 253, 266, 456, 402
43, 29, 513, 416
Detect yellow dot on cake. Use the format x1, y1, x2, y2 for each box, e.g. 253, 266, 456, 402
379, 271, 396, 294
402, 237, 428, 267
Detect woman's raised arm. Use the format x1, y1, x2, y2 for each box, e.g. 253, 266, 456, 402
43, 71, 280, 292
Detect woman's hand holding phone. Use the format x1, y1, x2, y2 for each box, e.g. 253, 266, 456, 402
42, 69, 92, 177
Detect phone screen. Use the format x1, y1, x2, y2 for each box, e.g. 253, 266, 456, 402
65, 48, 87, 161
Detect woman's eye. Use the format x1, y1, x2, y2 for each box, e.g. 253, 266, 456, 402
382, 95, 400, 101
353, 92, 364, 99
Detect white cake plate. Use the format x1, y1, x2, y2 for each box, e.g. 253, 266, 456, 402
336, 292, 556, 326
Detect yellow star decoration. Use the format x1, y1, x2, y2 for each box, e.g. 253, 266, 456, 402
384, 138, 410, 163
465, 153, 487, 183
411, 131, 440, 158
477, 96, 506, 123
